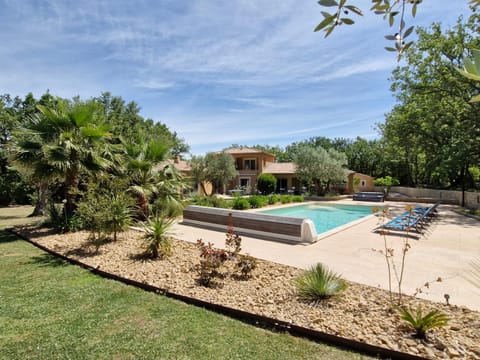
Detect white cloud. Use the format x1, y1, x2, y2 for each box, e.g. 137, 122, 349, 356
0, 0, 473, 155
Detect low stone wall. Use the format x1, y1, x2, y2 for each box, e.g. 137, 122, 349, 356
378, 186, 480, 209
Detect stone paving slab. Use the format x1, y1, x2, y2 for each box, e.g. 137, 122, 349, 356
172, 200, 480, 311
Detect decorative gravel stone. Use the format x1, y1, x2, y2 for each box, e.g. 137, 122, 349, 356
17, 226, 480, 360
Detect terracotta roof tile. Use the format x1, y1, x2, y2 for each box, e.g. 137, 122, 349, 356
263, 162, 296, 174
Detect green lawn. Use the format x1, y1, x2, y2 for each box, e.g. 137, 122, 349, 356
0, 207, 374, 359
0, 205, 44, 230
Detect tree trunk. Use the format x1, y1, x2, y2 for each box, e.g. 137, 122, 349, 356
30, 181, 48, 217
64, 169, 80, 218
138, 193, 149, 221
461, 162, 466, 208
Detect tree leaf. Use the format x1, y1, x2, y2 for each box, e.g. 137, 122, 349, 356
341, 18, 354, 25
404, 26, 414, 38
412, 3, 418, 17
385, 47, 397, 52
324, 25, 335, 38
321, 11, 332, 18
345, 5, 363, 16
463, 58, 478, 75
318, 0, 338, 7
402, 41, 413, 52
472, 48, 480, 71
314, 15, 335, 32
389, 14, 394, 27
469, 94, 480, 103
385, 35, 396, 40
457, 67, 480, 81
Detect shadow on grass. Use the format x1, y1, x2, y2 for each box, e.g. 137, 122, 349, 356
28, 253, 68, 268
0, 231, 21, 243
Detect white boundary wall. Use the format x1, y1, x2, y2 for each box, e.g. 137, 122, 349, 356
382, 186, 480, 209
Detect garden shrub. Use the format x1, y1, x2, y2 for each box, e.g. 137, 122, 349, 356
196, 239, 228, 287
295, 263, 347, 301
142, 216, 174, 259
292, 195, 304, 203
188, 195, 231, 208
211, 196, 231, 208
76, 178, 134, 241
196, 228, 257, 286
232, 197, 251, 210
280, 195, 293, 204
47, 201, 83, 233
257, 173, 277, 194
268, 194, 281, 205
247, 195, 268, 208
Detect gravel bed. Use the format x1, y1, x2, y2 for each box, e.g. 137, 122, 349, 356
17, 227, 480, 359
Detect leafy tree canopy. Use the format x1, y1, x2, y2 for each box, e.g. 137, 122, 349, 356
315, 0, 480, 58
379, 13, 480, 191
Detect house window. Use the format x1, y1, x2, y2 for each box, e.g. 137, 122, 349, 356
361, 180, 366, 187
240, 178, 250, 188
244, 159, 256, 170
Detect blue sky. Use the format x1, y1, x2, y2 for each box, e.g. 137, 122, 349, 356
0, 1, 472, 155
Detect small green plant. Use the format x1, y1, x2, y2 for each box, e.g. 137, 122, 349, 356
46, 201, 82, 233
268, 194, 281, 205
188, 195, 231, 208
247, 195, 268, 208
77, 190, 134, 242
232, 197, 251, 210
397, 306, 449, 339
143, 216, 174, 259
295, 263, 347, 301
280, 195, 293, 204
292, 195, 304, 202
104, 193, 134, 241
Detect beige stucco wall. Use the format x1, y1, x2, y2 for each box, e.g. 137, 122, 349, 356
347, 173, 375, 193
386, 186, 480, 209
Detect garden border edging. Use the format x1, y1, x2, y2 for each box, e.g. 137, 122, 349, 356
10, 228, 428, 360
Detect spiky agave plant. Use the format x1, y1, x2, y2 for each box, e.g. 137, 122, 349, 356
397, 306, 449, 338
142, 216, 174, 259
295, 263, 347, 301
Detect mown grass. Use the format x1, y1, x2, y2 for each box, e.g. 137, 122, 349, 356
0, 205, 43, 230
0, 232, 376, 360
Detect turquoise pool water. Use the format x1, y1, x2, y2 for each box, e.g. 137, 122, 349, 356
259, 203, 374, 234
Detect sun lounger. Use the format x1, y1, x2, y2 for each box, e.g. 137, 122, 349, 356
377, 202, 440, 233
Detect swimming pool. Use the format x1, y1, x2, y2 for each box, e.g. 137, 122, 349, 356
259, 203, 374, 235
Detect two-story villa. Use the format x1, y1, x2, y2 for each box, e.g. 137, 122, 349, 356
224, 147, 299, 194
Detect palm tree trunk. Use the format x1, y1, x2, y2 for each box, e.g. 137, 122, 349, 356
30, 181, 48, 217
138, 193, 149, 220
64, 169, 79, 218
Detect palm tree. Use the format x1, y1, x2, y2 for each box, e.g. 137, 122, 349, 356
154, 162, 188, 216
10, 136, 55, 216
125, 139, 170, 219
12, 99, 112, 218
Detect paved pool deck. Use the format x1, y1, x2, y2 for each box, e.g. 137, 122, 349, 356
171, 200, 480, 311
